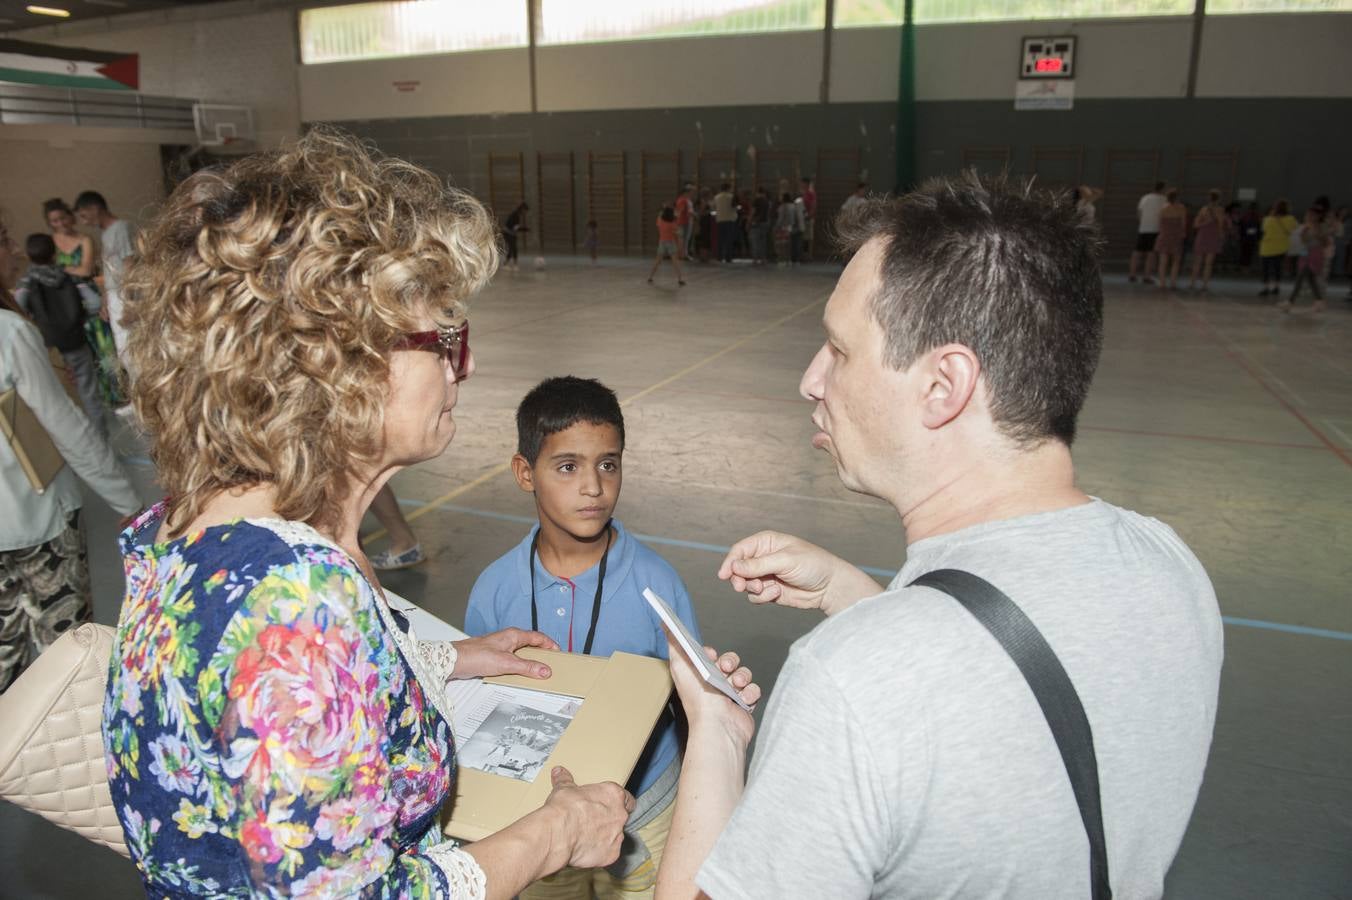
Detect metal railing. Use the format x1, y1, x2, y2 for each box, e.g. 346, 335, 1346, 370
0, 82, 197, 130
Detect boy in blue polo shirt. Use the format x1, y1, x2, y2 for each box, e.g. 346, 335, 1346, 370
466, 376, 700, 900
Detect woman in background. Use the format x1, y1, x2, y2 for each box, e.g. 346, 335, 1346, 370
44, 198, 122, 410
1155, 189, 1187, 291
1189, 189, 1229, 293
0, 214, 140, 691
1258, 199, 1298, 296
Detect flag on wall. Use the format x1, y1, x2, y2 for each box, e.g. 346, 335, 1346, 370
0, 39, 138, 91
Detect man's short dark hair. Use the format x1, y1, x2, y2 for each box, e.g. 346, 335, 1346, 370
25, 233, 56, 265
1153, 181, 1166, 192
516, 376, 626, 465
720, 182, 730, 192
836, 171, 1103, 447
74, 191, 108, 211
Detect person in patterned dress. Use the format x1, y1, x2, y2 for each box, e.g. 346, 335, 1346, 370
103, 129, 634, 899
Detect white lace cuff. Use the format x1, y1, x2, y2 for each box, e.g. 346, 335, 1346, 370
417, 639, 460, 686
425, 841, 487, 899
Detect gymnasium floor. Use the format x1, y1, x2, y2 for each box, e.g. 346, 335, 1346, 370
4, 257, 1349, 898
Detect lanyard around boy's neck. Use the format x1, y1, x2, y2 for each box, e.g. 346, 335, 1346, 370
530, 524, 612, 655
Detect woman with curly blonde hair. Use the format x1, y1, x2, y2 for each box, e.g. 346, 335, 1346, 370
102, 129, 633, 898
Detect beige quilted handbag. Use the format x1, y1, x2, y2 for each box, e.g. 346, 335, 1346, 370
0, 622, 130, 857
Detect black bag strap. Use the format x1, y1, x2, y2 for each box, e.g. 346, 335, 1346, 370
908, 569, 1112, 900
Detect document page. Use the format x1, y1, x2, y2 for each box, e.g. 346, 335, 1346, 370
445, 680, 583, 783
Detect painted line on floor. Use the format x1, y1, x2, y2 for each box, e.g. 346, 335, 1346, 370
389, 496, 899, 580
390, 497, 1352, 642
1080, 424, 1325, 452
1173, 300, 1352, 470
1323, 418, 1352, 450
616, 294, 828, 409
624, 474, 890, 511
364, 292, 828, 544
1218, 617, 1352, 642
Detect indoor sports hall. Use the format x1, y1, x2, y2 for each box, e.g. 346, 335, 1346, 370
0, 1, 1348, 897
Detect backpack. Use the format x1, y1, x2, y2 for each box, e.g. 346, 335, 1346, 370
28, 274, 88, 353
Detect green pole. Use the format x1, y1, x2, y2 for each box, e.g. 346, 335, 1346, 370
895, 0, 917, 193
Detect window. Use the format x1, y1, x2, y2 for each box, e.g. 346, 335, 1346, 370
834, 0, 904, 27
1208, 0, 1350, 12
914, 0, 1191, 22
537, 0, 826, 45
299, 1, 528, 65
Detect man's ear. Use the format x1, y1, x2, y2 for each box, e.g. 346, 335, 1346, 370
511, 454, 536, 493
918, 343, 980, 430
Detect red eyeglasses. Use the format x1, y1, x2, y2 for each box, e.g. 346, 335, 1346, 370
394, 323, 471, 378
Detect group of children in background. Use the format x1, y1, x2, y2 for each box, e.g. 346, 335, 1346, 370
9, 193, 136, 437
641, 177, 825, 284
465, 375, 700, 899
1257, 198, 1345, 313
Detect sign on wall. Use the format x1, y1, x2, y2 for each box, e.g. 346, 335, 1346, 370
0, 39, 138, 91
1015, 80, 1075, 111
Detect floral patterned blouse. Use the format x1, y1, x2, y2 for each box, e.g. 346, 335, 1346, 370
103, 503, 485, 898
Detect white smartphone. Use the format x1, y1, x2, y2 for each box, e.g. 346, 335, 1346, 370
644, 588, 754, 712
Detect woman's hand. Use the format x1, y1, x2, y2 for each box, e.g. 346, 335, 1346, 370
542, 766, 634, 869
667, 632, 761, 749
452, 628, 558, 680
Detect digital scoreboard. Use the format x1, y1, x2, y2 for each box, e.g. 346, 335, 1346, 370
1019, 35, 1076, 80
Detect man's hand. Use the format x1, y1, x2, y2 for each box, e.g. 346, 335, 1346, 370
666, 631, 760, 749
717, 531, 883, 617
452, 628, 559, 680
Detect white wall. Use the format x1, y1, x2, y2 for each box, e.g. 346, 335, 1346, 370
5, 5, 1350, 132
15, 4, 302, 146
535, 31, 824, 112
1195, 13, 1352, 98
298, 48, 531, 121
0, 124, 177, 238
916, 19, 1193, 100
831, 27, 901, 103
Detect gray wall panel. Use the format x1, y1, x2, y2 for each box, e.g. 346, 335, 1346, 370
321, 97, 1352, 261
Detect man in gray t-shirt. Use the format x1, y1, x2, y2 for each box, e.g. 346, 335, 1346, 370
656, 176, 1223, 899
75, 190, 137, 361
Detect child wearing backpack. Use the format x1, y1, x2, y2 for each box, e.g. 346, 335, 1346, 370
14, 233, 108, 435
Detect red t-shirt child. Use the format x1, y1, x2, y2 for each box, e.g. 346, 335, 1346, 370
675, 195, 692, 226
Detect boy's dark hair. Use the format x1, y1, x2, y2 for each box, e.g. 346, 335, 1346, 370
25, 232, 56, 265
1153, 181, 1166, 192
835, 171, 1103, 448
660, 206, 676, 222
719, 182, 730, 191
42, 198, 71, 217
74, 190, 109, 212
517, 376, 625, 465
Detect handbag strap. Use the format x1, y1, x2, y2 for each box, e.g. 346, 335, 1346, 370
908, 568, 1112, 900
